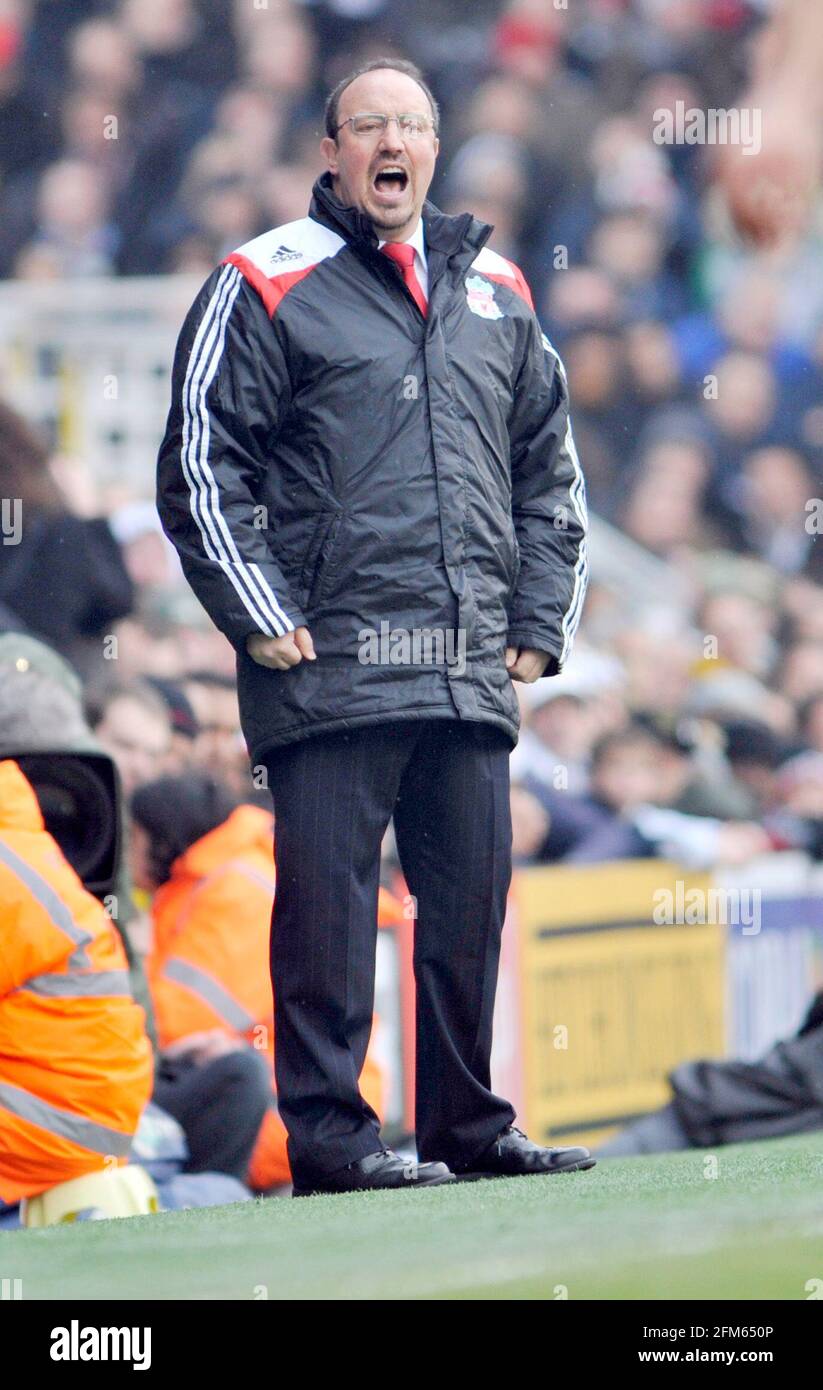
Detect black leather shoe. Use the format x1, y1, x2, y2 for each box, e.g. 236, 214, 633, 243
454, 1125, 596, 1179
292, 1147, 455, 1196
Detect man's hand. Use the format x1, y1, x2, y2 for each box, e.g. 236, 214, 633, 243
510, 784, 551, 858
246, 626, 316, 669
716, 823, 772, 865
716, 95, 822, 249
714, 0, 823, 250
505, 645, 551, 682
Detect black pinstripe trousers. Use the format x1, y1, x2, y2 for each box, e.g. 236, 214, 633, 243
262, 717, 516, 1184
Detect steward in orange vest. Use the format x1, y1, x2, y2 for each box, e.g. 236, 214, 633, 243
134, 775, 396, 1190
0, 760, 153, 1204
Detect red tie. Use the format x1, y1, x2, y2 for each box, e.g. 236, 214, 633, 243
380, 241, 428, 318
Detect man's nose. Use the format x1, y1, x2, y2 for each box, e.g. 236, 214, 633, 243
377, 117, 406, 153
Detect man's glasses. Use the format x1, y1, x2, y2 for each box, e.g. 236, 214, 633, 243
335, 112, 435, 139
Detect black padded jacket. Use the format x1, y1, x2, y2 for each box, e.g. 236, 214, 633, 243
156, 171, 588, 765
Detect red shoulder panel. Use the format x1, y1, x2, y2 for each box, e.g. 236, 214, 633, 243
482, 258, 535, 311
222, 251, 317, 318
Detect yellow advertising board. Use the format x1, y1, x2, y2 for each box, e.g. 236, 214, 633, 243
511, 860, 726, 1149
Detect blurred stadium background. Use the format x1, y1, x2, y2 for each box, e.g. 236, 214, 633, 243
2, 0, 823, 1237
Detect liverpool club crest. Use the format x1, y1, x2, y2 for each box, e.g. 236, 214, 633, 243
465, 275, 505, 321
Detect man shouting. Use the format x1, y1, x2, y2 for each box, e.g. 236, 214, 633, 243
156, 57, 591, 1196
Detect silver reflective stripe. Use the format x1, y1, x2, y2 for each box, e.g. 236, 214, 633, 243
19, 969, 132, 999
209, 860, 275, 896
163, 956, 255, 1031
238, 866, 275, 894
0, 1081, 133, 1156
0, 839, 92, 967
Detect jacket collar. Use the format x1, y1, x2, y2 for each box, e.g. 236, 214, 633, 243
309, 171, 493, 264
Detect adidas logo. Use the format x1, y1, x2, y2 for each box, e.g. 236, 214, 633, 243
269, 244, 301, 265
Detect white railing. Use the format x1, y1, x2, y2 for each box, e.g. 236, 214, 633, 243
0, 274, 201, 493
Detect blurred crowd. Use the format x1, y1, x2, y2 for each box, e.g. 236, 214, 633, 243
2, 0, 823, 1213
1, 0, 823, 877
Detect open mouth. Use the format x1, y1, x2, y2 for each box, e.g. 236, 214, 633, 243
372, 166, 409, 197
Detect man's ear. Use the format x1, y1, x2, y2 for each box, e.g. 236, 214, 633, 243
320, 135, 339, 175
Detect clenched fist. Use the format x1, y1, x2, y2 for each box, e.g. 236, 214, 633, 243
505, 645, 551, 682
246, 627, 317, 669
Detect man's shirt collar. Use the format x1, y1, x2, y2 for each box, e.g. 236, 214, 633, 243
378, 218, 427, 268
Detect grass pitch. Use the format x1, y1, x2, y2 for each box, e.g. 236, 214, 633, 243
2, 1132, 822, 1300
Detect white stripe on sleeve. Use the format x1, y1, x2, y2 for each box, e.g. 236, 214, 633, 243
180, 264, 294, 637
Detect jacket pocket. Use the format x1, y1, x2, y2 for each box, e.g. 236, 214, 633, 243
300, 511, 344, 611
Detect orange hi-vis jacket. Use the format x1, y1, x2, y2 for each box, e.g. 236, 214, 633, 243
145, 804, 400, 1189
0, 760, 154, 1204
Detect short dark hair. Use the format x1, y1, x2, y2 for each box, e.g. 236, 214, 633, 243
590, 715, 691, 770
0, 398, 62, 511
324, 57, 440, 139
131, 772, 239, 887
